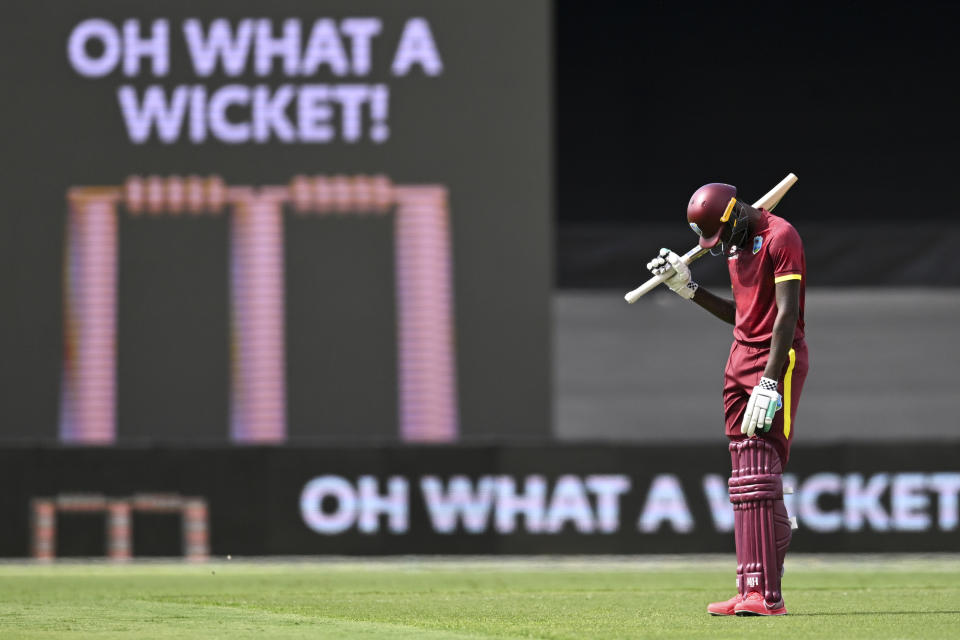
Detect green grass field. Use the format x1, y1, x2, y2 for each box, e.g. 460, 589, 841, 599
0, 555, 957, 639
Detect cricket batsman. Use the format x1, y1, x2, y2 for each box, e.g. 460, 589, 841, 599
646, 182, 808, 616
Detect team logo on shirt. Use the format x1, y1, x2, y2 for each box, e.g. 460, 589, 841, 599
752, 236, 763, 254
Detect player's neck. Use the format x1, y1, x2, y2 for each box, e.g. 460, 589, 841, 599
748, 207, 769, 234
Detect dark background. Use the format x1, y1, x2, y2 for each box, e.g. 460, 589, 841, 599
556, 1, 960, 286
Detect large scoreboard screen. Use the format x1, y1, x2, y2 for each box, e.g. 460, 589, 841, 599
0, 1, 552, 446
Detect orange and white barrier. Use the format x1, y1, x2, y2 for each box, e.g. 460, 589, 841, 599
31, 493, 209, 562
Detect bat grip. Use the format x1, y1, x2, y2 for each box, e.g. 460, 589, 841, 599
624, 246, 707, 303
624, 274, 668, 303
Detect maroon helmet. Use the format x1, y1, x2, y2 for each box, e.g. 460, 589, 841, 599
687, 183, 737, 249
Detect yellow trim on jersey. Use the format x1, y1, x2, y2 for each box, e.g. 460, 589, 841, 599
774, 274, 803, 283
720, 197, 737, 222
783, 348, 796, 439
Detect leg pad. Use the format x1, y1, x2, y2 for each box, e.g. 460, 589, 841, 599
729, 438, 791, 604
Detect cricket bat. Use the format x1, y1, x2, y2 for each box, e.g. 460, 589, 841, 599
624, 173, 798, 304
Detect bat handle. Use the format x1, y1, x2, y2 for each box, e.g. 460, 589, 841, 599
623, 245, 708, 304
624, 274, 667, 303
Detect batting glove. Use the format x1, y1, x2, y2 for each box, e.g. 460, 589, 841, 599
646, 248, 699, 300
741, 377, 784, 437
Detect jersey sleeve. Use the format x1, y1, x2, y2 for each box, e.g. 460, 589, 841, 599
769, 224, 804, 282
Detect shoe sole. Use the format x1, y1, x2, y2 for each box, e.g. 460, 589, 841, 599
735, 610, 787, 616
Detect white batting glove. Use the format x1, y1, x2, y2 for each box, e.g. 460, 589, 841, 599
646, 248, 698, 300
741, 377, 784, 437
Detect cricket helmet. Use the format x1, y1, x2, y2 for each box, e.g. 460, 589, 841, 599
686, 183, 738, 250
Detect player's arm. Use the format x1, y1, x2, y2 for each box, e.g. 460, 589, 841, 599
741, 278, 801, 437
646, 248, 735, 324
691, 287, 735, 325
762, 279, 800, 380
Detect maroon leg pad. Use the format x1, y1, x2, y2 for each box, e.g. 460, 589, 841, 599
774, 498, 791, 570
728, 438, 787, 604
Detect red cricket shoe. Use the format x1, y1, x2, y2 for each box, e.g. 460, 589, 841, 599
706, 594, 743, 616
734, 592, 788, 616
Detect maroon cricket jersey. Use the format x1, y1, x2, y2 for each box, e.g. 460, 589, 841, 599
728, 209, 805, 346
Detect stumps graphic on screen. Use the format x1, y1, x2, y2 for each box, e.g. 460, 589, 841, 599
60, 175, 458, 444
